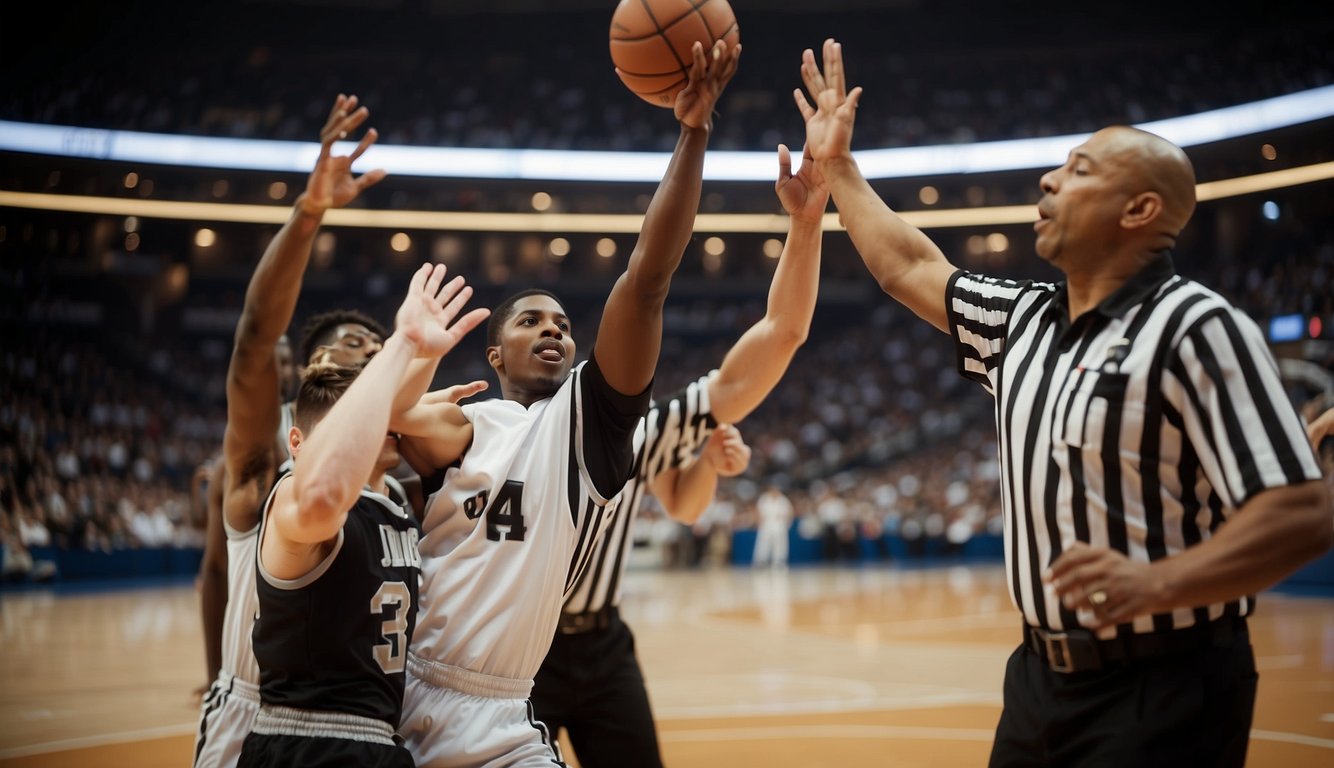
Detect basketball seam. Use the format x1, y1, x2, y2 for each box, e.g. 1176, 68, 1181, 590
639, 0, 690, 74
612, 0, 718, 44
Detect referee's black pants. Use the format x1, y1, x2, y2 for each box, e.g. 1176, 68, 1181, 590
989, 622, 1257, 767
531, 609, 664, 768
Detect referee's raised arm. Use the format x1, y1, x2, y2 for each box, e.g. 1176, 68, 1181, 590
794, 38, 957, 333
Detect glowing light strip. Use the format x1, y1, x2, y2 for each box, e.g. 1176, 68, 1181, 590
3, 160, 1330, 233
0, 86, 1330, 182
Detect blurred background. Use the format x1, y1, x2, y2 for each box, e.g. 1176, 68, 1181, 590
1, 0, 1331, 584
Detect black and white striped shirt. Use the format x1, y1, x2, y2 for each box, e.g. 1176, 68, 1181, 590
947, 252, 1321, 636
562, 373, 717, 615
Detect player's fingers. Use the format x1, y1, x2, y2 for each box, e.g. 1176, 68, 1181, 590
719, 42, 741, 83
349, 126, 377, 162
844, 86, 863, 116
354, 167, 388, 193
793, 89, 815, 122
441, 283, 474, 321
826, 39, 845, 96
423, 265, 451, 301
448, 307, 491, 342
800, 48, 825, 94
407, 262, 432, 295
321, 94, 347, 134
776, 143, 792, 180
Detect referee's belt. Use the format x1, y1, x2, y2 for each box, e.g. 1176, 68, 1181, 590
1024, 617, 1246, 674
557, 605, 618, 635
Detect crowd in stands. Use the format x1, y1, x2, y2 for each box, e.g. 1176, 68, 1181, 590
4, 204, 1328, 579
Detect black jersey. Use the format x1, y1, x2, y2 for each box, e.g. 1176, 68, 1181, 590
252, 477, 421, 727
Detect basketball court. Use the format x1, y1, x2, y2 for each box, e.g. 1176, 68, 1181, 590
1, 564, 1331, 767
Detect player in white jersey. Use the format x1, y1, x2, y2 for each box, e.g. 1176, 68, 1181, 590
389, 39, 741, 768
194, 93, 388, 768
532, 138, 830, 768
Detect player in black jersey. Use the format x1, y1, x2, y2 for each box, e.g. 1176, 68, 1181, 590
195, 94, 392, 768
238, 263, 488, 768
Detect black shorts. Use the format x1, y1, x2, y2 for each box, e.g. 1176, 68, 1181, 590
238, 732, 415, 768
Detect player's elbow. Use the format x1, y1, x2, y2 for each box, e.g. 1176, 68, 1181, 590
1289, 481, 1334, 560
620, 260, 675, 306
292, 482, 351, 534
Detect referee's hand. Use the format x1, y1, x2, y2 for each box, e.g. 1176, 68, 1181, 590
1044, 542, 1167, 630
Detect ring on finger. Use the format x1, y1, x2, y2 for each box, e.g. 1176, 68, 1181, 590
1089, 590, 1108, 607
338, 130, 348, 139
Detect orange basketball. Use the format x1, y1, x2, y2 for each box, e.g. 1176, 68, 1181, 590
609, 0, 740, 108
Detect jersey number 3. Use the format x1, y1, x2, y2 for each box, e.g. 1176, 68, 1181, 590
463, 481, 527, 542
371, 581, 410, 674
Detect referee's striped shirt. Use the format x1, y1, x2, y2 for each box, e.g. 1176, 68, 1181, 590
947, 252, 1321, 636
563, 373, 717, 615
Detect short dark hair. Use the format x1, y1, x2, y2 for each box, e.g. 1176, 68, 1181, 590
485, 288, 564, 348
292, 362, 361, 433
297, 309, 388, 365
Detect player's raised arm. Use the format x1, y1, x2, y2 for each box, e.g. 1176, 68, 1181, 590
223, 94, 386, 513
593, 39, 741, 396
271, 266, 485, 562
795, 39, 956, 333
707, 143, 826, 424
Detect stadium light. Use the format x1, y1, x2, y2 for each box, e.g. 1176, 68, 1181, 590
0, 86, 1331, 182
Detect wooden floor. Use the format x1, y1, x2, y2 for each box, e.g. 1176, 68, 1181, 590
1, 564, 1331, 767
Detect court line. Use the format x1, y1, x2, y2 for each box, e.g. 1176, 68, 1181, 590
659, 725, 1334, 750
2, 718, 1329, 758
0, 723, 195, 759
661, 723, 998, 743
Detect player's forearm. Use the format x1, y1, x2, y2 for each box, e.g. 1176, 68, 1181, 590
625, 125, 709, 298
234, 200, 323, 348
293, 335, 417, 519
392, 356, 442, 416
1148, 481, 1332, 611
199, 566, 227, 683
768, 216, 821, 334
708, 217, 819, 424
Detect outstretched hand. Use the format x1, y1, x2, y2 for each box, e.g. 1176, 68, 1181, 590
420, 380, 489, 406
300, 94, 388, 217
702, 423, 751, 478
393, 264, 490, 360
793, 38, 863, 163
775, 143, 829, 223
673, 39, 742, 131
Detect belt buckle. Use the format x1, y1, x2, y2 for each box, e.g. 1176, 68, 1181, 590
1043, 631, 1075, 673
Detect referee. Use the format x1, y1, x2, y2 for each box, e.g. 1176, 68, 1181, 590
529, 141, 828, 768
796, 39, 1332, 767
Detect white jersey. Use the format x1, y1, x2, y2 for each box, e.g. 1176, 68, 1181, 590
563, 373, 715, 614
220, 518, 261, 684
412, 360, 646, 681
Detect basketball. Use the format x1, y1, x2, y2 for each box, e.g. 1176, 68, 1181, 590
609, 0, 740, 108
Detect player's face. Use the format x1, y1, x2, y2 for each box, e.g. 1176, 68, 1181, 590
274, 339, 299, 401
312, 324, 383, 367
489, 295, 575, 398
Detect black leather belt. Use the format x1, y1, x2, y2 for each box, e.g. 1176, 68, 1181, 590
1024, 617, 1246, 674
557, 606, 618, 635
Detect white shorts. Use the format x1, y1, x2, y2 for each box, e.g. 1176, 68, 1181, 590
194, 671, 261, 768
399, 653, 564, 768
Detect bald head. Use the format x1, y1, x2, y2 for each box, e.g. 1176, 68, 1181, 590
1095, 126, 1197, 236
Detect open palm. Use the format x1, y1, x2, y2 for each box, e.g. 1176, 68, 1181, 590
793, 39, 863, 163
394, 264, 490, 360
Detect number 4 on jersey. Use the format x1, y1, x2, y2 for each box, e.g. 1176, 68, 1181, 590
484, 480, 526, 542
